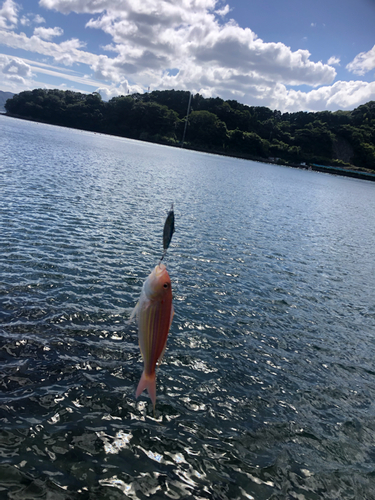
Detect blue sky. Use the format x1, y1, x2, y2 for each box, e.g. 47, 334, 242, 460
0, 0, 374, 112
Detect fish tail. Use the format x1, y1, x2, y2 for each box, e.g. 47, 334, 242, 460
136, 371, 156, 408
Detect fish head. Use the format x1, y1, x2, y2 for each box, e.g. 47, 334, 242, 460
143, 263, 172, 300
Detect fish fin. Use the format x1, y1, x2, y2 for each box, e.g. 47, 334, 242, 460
169, 304, 175, 329
157, 305, 175, 368
138, 340, 144, 361
157, 343, 167, 368
128, 302, 139, 324
136, 371, 156, 409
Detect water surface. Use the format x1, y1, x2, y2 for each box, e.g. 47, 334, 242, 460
1, 115, 375, 499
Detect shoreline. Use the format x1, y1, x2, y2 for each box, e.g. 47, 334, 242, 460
2, 112, 375, 183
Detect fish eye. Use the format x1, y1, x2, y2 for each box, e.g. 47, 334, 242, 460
163, 282, 169, 289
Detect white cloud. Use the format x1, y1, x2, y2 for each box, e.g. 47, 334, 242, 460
0, 0, 18, 29
269, 80, 375, 112
33, 26, 64, 40
215, 4, 230, 17
0, 29, 92, 66
191, 27, 336, 86
20, 16, 30, 26
39, 0, 218, 15
346, 44, 375, 76
327, 56, 340, 66
0, 54, 34, 91
2, 55, 31, 76
81, 0, 336, 97
19, 55, 112, 87
38, 0, 105, 14
34, 14, 46, 24
96, 80, 143, 99
21, 13, 46, 26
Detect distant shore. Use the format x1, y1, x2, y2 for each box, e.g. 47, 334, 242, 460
3, 111, 375, 183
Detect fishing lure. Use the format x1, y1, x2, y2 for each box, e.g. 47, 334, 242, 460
160, 204, 175, 262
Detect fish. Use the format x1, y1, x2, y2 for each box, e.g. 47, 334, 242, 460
130, 263, 174, 409
160, 204, 175, 262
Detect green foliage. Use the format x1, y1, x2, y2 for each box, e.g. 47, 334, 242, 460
4, 90, 375, 171
5, 88, 105, 131
294, 122, 334, 160
185, 110, 227, 148
143, 90, 191, 118
228, 129, 268, 157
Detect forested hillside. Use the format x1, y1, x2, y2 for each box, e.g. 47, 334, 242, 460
5, 88, 375, 171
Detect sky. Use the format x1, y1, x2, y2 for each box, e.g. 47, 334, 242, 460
0, 0, 375, 112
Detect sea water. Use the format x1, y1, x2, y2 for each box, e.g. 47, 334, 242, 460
1, 114, 375, 499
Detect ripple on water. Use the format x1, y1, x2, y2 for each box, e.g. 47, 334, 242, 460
1, 117, 375, 499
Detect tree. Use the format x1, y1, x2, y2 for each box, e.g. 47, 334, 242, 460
228, 129, 268, 157
185, 110, 228, 148
105, 96, 134, 136
130, 101, 179, 140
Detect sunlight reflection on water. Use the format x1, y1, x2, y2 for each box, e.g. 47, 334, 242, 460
98, 430, 132, 455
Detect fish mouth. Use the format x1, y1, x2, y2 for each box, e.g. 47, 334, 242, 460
155, 263, 166, 277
